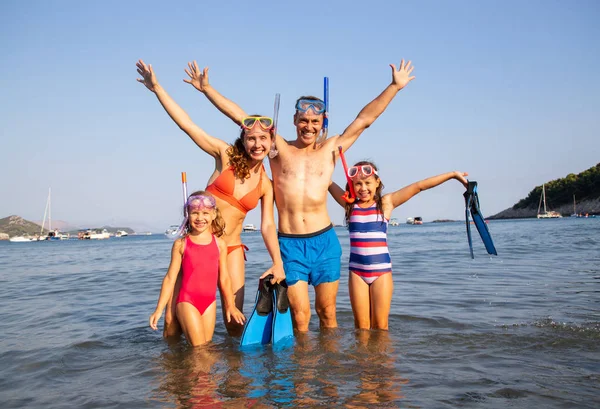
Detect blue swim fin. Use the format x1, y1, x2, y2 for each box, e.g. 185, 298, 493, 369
271, 280, 294, 346
464, 181, 498, 259
240, 276, 273, 347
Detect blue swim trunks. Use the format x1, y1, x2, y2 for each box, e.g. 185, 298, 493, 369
278, 224, 342, 286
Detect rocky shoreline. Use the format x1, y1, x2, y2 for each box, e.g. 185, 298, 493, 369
489, 198, 600, 219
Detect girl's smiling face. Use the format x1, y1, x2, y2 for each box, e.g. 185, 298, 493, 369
352, 175, 381, 204
188, 208, 215, 234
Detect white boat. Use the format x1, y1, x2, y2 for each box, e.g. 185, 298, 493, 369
406, 217, 423, 225
242, 224, 258, 232
81, 229, 110, 240
115, 230, 129, 237
389, 218, 399, 226
9, 236, 35, 242
537, 184, 562, 219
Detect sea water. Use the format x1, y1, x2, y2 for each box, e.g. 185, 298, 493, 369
0, 218, 598, 408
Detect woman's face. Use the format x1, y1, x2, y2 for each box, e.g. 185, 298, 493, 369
243, 128, 273, 161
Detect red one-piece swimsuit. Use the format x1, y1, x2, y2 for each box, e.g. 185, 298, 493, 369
176, 235, 220, 315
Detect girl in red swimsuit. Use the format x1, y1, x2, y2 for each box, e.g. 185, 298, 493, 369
149, 192, 245, 346
137, 60, 284, 338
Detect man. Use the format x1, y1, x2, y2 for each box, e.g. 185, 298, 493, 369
184, 60, 415, 331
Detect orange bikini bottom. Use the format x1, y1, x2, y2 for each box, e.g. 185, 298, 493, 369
227, 244, 249, 261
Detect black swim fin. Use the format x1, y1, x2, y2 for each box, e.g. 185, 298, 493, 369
271, 280, 294, 345
240, 275, 274, 347
464, 181, 498, 259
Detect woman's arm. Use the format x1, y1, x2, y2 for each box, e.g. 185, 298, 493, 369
149, 239, 184, 330
136, 60, 228, 158
384, 171, 469, 210
258, 177, 285, 284
184, 61, 247, 126
216, 238, 246, 324
328, 180, 348, 207
184, 62, 288, 151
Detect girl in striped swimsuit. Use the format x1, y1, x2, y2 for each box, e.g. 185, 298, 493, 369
329, 161, 468, 330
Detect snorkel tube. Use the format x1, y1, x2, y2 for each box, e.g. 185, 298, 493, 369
269, 93, 281, 158
181, 171, 188, 217
338, 146, 356, 203
315, 77, 329, 145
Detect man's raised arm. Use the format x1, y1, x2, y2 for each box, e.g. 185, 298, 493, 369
335, 60, 415, 153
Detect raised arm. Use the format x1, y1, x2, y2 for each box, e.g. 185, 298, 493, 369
149, 239, 184, 330
185, 62, 288, 150
257, 176, 285, 284
328, 181, 348, 207
136, 60, 228, 158
332, 60, 415, 154
384, 171, 469, 211
184, 61, 247, 126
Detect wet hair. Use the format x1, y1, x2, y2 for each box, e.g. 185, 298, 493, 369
226, 114, 273, 181
183, 190, 226, 237
344, 161, 385, 227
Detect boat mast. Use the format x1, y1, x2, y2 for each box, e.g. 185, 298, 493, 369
40, 188, 50, 236
542, 184, 548, 213
573, 194, 576, 215
537, 185, 544, 215
49, 188, 52, 232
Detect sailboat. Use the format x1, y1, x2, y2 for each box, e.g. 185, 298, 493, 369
10, 188, 53, 242
570, 194, 577, 217
39, 188, 69, 240
537, 184, 562, 219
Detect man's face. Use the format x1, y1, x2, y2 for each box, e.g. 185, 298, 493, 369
294, 111, 323, 145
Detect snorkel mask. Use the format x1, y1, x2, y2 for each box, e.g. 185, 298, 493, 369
174, 195, 217, 237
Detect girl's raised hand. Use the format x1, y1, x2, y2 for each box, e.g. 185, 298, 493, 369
183, 61, 210, 92
390, 59, 415, 91
136, 59, 159, 92
455, 171, 469, 188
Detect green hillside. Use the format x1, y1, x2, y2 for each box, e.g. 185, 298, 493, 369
0, 215, 47, 237
513, 163, 600, 210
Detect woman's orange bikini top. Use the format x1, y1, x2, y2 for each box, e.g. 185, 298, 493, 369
206, 165, 264, 214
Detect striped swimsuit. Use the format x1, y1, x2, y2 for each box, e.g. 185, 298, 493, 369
348, 203, 392, 284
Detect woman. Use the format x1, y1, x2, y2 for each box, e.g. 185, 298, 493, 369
137, 60, 284, 337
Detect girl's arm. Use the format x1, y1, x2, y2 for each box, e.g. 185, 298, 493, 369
136, 60, 228, 158
328, 181, 347, 207
149, 239, 184, 330
258, 177, 285, 284
384, 171, 469, 210
216, 238, 246, 325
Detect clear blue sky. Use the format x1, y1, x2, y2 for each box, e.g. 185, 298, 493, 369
1, 0, 599, 232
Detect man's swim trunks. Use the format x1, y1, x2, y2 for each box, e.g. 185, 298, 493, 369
278, 224, 342, 286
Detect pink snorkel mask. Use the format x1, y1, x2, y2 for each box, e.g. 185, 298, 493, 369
187, 195, 216, 211
174, 195, 217, 237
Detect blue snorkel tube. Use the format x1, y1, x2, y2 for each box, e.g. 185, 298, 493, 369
322, 77, 329, 142
269, 93, 281, 158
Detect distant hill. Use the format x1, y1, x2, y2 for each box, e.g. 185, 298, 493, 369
490, 163, 600, 219
0, 215, 137, 239
0, 215, 48, 238
33, 219, 81, 232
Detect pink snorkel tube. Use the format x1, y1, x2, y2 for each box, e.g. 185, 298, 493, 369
338, 146, 356, 203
